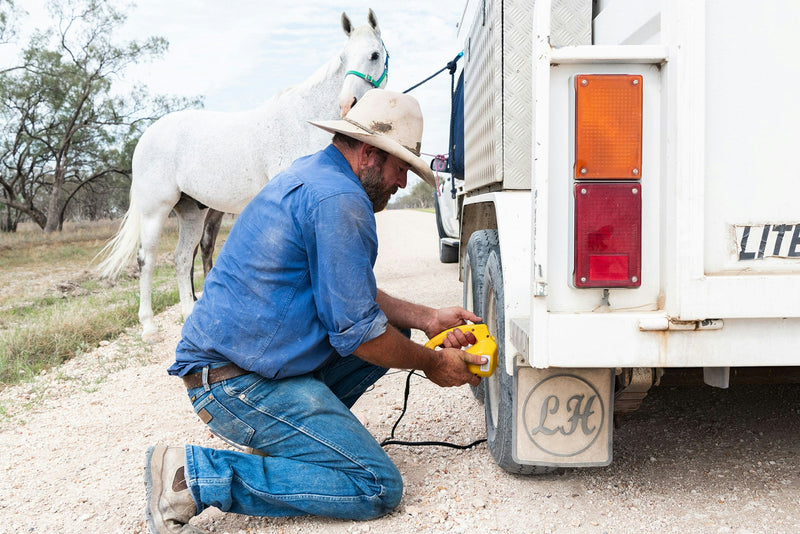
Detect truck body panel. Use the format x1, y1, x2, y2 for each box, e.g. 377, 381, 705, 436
447, 0, 800, 469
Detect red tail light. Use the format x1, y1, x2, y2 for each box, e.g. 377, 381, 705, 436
574, 183, 641, 288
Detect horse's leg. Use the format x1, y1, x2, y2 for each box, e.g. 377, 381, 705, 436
173, 196, 207, 321
190, 243, 199, 302
188, 208, 221, 302
138, 208, 171, 343
200, 209, 224, 276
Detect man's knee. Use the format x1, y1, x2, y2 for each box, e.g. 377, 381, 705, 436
367, 463, 403, 519
383, 464, 404, 511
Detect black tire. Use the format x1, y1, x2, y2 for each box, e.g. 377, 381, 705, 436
482, 248, 556, 475
463, 230, 499, 402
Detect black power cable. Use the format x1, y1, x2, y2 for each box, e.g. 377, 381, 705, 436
380, 370, 487, 450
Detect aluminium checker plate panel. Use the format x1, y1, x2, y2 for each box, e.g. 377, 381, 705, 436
463, 0, 591, 193
501, 0, 534, 190
463, 0, 499, 193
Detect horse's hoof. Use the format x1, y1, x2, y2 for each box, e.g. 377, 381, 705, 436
141, 329, 163, 344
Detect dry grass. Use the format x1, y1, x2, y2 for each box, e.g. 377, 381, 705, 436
0, 216, 232, 386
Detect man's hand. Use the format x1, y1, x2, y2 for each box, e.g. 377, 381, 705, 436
438, 326, 477, 350
423, 307, 482, 341
423, 347, 485, 388
355, 325, 484, 388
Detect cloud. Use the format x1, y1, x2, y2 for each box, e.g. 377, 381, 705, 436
139, 2, 459, 137
5, 0, 465, 182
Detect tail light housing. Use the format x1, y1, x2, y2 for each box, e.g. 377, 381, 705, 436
573, 74, 643, 289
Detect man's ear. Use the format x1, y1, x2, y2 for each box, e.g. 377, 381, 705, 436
358, 142, 380, 167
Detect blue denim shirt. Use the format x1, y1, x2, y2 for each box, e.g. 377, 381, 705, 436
169, 145, 388, 379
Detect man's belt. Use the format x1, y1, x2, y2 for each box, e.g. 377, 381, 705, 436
182, 363, 251, 389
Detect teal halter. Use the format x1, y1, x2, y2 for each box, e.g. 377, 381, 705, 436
345, 40, 389, 88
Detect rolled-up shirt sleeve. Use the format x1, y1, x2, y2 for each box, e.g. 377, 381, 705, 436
304, 191, 387, 356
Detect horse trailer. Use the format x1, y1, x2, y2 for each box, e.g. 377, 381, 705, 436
436, 0, 800, 473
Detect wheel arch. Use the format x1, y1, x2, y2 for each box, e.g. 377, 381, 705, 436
459, 199, 497, 276
461, 191, 533, 375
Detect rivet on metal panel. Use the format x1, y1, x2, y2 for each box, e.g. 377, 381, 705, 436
580, 168, 588, 175
581, 78, 588, 86
631, 187, 638, 194
632, 168, 639, 176
632, 79, 639, 85
631, 276, 638, 283
580, 276, 587, 283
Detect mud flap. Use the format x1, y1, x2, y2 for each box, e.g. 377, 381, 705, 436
514, 367, 613, 467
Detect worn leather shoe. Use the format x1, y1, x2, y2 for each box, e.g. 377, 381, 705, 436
144, 445, 205, 534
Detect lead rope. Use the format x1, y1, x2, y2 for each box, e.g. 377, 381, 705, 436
402, 50, 463, 94
380, 370, 487, 450
404, 51, 464, 201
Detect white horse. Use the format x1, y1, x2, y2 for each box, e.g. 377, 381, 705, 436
98, 10, 388, 342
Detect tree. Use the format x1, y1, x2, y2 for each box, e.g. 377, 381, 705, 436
0, 0, 201, 232
389, 178, 434, 210
0, 0, 22, 46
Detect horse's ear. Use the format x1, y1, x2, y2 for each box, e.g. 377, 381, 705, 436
368, 9, 380, 35
342, 12, 353, 36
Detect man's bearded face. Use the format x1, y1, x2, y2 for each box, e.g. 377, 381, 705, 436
359, 159, 397, 213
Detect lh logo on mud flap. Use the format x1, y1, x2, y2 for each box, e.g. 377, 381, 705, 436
521, 374, 606, 457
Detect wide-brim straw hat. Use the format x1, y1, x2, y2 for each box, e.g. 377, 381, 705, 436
309, 89, 435, 186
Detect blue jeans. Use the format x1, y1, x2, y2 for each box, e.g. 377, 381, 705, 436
182, 355, 401, 520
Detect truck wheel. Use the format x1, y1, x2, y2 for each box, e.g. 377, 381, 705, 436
482, 249, 556, 475
463, 230, 499, 402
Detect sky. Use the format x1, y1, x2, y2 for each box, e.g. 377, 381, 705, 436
5, 0, 467, 190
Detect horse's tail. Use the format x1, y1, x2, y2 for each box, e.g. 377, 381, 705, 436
95, 190, 141, 279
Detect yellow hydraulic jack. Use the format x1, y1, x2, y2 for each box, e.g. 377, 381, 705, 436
424, 324, 498, 377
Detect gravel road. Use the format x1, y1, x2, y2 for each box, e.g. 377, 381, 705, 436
1, 209, 798, 533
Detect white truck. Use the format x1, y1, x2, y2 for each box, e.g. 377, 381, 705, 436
436, 0, 800, 473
